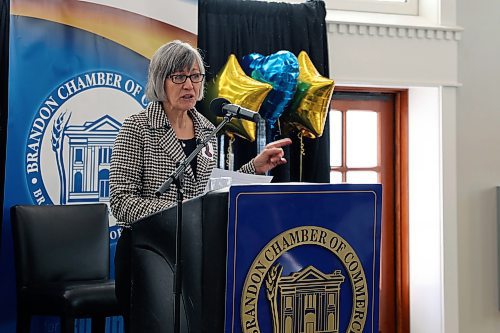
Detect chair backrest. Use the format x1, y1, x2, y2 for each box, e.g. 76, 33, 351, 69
10, 203, 110, 287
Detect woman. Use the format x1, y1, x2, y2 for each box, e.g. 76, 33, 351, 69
110, 40, 291, 331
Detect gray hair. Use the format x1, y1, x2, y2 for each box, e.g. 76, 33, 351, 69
145, 40, 206, 102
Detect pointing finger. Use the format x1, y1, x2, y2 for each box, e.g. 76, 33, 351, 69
265, 138, 292, 149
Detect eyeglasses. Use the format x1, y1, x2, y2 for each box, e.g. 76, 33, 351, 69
169, 73, 205, 84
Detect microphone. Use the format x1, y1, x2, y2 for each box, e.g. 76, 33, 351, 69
210, 97, 261, 122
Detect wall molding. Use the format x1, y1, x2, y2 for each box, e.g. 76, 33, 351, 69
334, 78, 462, 88
328, 21, 463, 41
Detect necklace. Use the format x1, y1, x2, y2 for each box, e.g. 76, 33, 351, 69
179, 140, 186, 148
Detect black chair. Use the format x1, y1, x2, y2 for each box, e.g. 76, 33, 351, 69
10, 203, 121, 333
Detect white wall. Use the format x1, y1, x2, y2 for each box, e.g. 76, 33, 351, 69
327, 0, 500, 331
457, 0, 500, 332
407, 87, 444, 333
326, 9, 460, 332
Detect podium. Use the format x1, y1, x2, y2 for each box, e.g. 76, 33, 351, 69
129, 189, 229, 333
128, 184, 382, 333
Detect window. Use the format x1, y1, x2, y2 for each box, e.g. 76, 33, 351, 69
325, 0, 418, 16
99, 147, 112, 164
330, 109, 379, 184
330, 88, 409, 333
73, 171, 83, 193
98, 169, 110, 199
74, 148, 83, 163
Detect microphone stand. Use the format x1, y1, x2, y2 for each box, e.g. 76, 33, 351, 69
155, 112, 234, 333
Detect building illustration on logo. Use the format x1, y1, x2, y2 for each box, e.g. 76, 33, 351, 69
52, 113, 122, 204
267, 265, 345, 333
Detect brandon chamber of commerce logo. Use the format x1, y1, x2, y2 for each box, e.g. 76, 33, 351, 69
24, 71, 147, 222
241, 226, 369, 333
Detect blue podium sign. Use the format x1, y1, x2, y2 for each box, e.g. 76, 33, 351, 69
225, 183, 382, 333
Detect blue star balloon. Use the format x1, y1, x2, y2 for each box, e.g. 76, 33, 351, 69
241, 51, 299, 128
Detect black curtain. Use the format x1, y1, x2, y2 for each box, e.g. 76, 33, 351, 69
0, 0, 9, 238
198, 0, 330, 183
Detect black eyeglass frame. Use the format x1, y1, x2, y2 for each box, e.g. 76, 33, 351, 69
169, 73, 205, 84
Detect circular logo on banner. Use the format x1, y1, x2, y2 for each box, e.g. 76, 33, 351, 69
24, 71, 147, 222
240, 226, 368, 333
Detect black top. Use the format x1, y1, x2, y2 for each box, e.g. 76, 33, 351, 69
179, 137, 198, 177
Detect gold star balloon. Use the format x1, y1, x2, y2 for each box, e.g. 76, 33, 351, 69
201, 54, 272, 142
283, 51, 335, 139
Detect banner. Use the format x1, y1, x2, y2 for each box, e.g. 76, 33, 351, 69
225, 184, 382, 333
1, 0, 197, 332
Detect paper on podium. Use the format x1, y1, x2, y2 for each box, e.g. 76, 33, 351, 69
205, 168, 273, 192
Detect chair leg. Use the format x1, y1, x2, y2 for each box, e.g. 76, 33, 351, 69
61, 317, 75, 333
91, 316, 106, 333
16, 306, 31, 333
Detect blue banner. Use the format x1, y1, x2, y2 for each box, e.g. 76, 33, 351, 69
225, 183, 382, 333
1, 15, 147, 333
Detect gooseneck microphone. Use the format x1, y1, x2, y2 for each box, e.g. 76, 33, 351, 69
209, 97, 261, 122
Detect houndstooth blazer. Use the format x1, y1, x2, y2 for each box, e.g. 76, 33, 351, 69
110, 101, 255, 227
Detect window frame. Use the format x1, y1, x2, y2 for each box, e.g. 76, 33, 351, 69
325, 0, 418, 16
